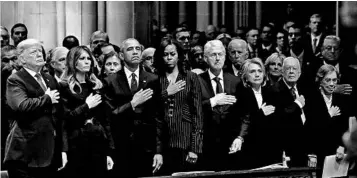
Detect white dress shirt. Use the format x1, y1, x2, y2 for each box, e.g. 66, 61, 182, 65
321, 91, 332, 110
252, 87, 263, 109
311, 34, 322, 50
283, 79, 306, 124
208, 69, 224, 95
232, 64, 239, 77
124, 66, 140, 89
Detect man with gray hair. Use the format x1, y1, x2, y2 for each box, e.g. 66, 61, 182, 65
198, 40, 247, 171
225, 39, 249, 77
4, 39, 66, 178
270, 56, 317, 168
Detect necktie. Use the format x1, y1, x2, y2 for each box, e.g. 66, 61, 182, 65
213, 77, 223, 94
290, 87, 297, 100
131, 73, 138, 93
34, 73, 47, 92
313, 38, 318, 53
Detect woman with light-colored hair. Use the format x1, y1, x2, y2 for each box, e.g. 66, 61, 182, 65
46, 47, 69, 82
239, 57, 282, 169
141, 47, 156, 74
59, 46, 114, 178
304, 64, 350, 168
264, 52, 286, 86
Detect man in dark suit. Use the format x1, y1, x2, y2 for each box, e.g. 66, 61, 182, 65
246, 28, 260, 59
198, 40, 247, 171
303, 14, 326, 63
258, 23, 276, 62
103, 38, 162, 177
270, 56, 317, 168
4, 39, 67, 178
225, 39, 249, 78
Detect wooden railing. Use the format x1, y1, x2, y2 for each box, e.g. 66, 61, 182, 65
142, 167, 320, 178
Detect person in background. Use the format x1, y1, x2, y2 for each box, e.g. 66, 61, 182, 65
46, 47, 69, 83
100, 51, 122, 80
275, 29, 290, 56
141, 47, 156, 74
265, 52, 286, 86
225, 39, 249, 78
1, 26, 10, 47
62, 35, 80, 50
11, 23, 28, 47
189, 45, 207, 75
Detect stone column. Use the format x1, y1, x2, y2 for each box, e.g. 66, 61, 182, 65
196, 1, 209, 31
255, 1, 262, 29
106, 1, 134, 46
97, 1, 106, 32
212, 1, 218, 27
178, 1, 187, 24
81, 1, 96, 45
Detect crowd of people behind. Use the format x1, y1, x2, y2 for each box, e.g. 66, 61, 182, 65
1, 12, 357, 178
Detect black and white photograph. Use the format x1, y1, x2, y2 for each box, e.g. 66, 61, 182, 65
1, 1, 357, 178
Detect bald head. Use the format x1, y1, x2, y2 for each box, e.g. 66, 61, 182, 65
228, 39, 249, 66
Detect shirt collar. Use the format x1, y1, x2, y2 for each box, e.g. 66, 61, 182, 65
283, 77, 297, 90
232, 64, 239, 76
262, 44, 272, 50
208, 69, 223, 81
23, 67, 38, 78
320, 89, 332, 103
311, 33, 322, 40
252, 87, 262, 94
124, 66, 140, 79
55, 75, 61, 82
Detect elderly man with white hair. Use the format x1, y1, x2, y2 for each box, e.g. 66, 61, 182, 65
269, 56, 318, 168
198, 40, 247, 171
225, 39, 249, 77
4, 39, 66, 178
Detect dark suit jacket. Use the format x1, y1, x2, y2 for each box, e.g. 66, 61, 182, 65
269, 79, 314, 167
303, 33, 326, 62
4, 68, 66, 168
304, 89, 349, 167
158, 71, 203, 154
198, 72, 245, 151
258, 44, 276, 62
198, 71, 245, 170
240, 85, 283, 168
103, 69, 161, 152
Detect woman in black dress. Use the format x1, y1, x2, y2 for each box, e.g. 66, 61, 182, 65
60, 46, 114, 178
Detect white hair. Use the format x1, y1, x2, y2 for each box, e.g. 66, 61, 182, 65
204, 40, 225, 57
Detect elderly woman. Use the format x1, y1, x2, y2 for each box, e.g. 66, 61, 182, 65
153, 39, 203, 174
264, 52, 286, 86
99, 51, 122, 80
239, 58, 282, 169
305, 64, 350, 168
46, 47, 69, 82
60, 46, 114, 178
142, 47, 156, 74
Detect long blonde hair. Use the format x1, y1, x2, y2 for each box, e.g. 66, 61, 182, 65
60, 46, 102, 94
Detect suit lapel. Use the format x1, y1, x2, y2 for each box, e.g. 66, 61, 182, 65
117, 70, 132, 96
202, 72, 215, 97
138, 69, 148, 90
223, 73, 231, 94
19, 68, 45, 95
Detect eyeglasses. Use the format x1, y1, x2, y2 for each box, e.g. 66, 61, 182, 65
145, 56, 154, 61
288, 32, 301, 37
277, 36, 284, 39
194, 53, 203, 58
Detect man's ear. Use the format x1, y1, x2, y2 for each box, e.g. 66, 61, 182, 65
119, 52, 124, 61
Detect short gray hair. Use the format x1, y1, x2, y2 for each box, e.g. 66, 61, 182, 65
120, 38, 143, 53
227, 39, 248, 52
204, 40, 225, 57
323, 35, 341, 48
315, 64, 340, 83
